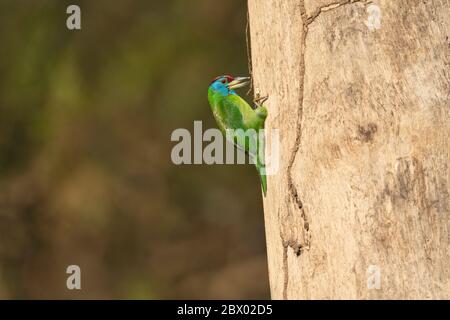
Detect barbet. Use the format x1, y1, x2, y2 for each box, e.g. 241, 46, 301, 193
208, 75, 268, 196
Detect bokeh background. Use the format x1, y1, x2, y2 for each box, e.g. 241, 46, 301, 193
0, 0, 269, 299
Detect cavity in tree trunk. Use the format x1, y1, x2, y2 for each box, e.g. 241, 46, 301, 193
248, 0, 450, 299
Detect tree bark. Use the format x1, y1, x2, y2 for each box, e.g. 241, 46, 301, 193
248, 0, 450, 299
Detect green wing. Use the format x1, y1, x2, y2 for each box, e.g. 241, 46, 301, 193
211, 92, 268, 196
218, 93, 266, 165
221, 95, 262, 129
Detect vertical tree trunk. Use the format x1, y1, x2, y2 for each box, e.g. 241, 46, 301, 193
248, 0, 450, 299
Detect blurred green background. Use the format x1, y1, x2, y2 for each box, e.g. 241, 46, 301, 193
0, 0, 269, 299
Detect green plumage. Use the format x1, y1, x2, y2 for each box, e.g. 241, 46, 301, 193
208, 77, 268, 196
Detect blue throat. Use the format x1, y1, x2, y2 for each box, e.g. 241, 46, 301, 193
210, 82, 236, 97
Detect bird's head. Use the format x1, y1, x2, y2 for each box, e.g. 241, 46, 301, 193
209, 75, 250, 96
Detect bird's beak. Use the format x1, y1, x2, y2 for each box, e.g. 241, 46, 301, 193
228, 77, 251, 90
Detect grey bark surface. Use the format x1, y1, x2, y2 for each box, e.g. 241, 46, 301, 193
248, 0, 450, 299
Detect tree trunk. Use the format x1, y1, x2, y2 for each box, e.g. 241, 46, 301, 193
248, 0, 450, 299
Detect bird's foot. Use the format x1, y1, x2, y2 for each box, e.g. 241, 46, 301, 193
254, 93, 269, 109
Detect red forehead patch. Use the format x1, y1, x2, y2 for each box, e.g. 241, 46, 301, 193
211, 75, 234, 84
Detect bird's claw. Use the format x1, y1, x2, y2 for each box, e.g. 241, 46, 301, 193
254, 93, 269, 109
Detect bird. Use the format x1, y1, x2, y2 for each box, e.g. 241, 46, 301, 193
208, 75, 268, 196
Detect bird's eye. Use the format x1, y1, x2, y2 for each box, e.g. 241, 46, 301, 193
221, 79, 227, 84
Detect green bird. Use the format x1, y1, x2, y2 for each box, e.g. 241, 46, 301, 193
208, 75, 268, 196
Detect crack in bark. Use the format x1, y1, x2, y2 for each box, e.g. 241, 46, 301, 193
282, 4, 310, 301
286, 0, 372, 256
306, 0, 372, 26
283, 0, 371, 299
285, 0, 310, 250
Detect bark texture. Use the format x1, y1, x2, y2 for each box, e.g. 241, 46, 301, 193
248, 0, 450, 299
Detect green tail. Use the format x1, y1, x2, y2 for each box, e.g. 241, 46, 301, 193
257, 165, 267, 197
